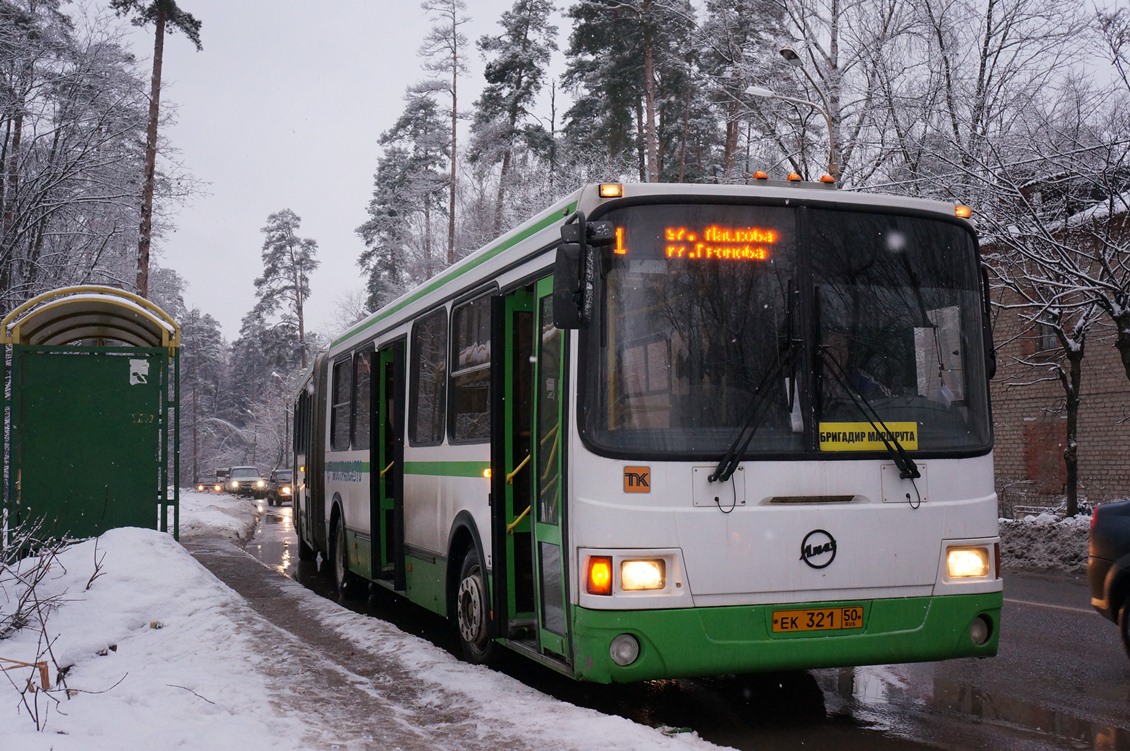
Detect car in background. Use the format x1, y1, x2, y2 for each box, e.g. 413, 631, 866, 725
194, 477, 223, 493
1088, 499, 1130, 656
266, 468, 293, 506
226, 466, 267, 499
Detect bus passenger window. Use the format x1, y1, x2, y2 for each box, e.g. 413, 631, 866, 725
353, 349, 373, 450
330, 358, 352, 451
450, 295, 491, 443
409, 308, 448, 446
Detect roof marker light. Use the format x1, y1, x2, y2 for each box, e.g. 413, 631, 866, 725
599, 183, 624, 198
955, 204, 973, 219
752, 171, 769, 180
786, 173, 803, 182
819, 174, 836, 184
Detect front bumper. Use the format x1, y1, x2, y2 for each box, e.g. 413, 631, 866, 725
570, 591, 1002, 683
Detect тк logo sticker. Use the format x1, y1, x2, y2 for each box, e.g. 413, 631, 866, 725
800, 529, 837, 569
624, 466, 650, 493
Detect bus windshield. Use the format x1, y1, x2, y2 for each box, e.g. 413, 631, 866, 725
579, 201, 991, 458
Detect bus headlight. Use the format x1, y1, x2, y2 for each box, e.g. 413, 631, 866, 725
946, 546, 990, 578
621, 560, 665, 591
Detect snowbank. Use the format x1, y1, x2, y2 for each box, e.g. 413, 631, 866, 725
0, 492, 717, 750
999, 511, 1091, 574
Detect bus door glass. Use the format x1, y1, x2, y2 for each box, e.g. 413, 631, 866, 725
495, 289, 536, 640
376, 341, 406, 589
533, 276, 568, 656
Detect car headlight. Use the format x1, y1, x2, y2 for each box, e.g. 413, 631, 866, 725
256, 480, 266, 488
621, 559, 666, 591
230, 480, 240, 489
946, 546, 990, 578
195, 483, 204, 492
281, 486, 292, 495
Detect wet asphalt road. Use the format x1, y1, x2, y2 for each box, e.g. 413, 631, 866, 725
239, 502, 1130, 751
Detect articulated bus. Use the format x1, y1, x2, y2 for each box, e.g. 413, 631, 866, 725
292, 180, 1002, 684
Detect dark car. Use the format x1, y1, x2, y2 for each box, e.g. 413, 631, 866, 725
226, 466, 267, 499
1088, 499, 1130, 655
266, 468, 293, 506
194, 477, 223, 493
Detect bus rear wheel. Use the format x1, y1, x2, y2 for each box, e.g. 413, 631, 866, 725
333, 520, 360, 598
456, 549, 495, 664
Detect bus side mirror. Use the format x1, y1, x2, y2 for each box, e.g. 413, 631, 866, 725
552, 215, 615, 330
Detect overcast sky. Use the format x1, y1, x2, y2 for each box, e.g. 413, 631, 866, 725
119, 0, 534, 339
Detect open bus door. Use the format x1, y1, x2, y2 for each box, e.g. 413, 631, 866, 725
373, 340, 406, 590
492, 277, 569, 662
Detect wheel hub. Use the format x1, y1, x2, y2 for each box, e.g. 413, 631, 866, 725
457, 572, 484, 644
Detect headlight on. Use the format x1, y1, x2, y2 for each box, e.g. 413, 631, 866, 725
946, 546, 990, 578
281, 486, 292, 495
621, 559, 665, 591
257, 480, 266, 488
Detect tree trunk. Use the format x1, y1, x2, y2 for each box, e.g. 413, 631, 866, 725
1116, 311, 1130, 382
1061, 347, 1084, 517
447, 46, 458, 267
641, 5, 658, 183
136, 3, 167, 298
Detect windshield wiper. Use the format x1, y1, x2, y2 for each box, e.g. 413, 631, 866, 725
709, 343, 798, 484
820, 350, 921, 480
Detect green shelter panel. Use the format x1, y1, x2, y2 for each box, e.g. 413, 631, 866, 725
14, 349, 164, 538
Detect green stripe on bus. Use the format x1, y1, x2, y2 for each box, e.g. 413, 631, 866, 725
403, 461, 489, 478
326, 460, 370, 473
332, 201, 577, 347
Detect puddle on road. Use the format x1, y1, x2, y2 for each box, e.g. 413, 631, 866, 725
822, 662, 1130, 750
246, 507, 1129, 750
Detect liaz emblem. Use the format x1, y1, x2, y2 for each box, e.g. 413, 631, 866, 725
800, 529, 837, 569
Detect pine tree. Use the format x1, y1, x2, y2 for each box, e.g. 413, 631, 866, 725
255, 209, 319, 369
109, 0, 202, 298
470, 0, 557, 233
357, 83, 450, 308
420, 0, 470, 265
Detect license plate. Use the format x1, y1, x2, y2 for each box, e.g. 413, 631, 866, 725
772, 606, 865, 633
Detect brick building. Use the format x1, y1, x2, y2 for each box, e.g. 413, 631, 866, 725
987, 198, 1130, 511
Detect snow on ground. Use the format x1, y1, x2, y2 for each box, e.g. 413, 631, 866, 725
0, 492, 719, 750
0, 489, 1095, 750
999, 510, 1092, 574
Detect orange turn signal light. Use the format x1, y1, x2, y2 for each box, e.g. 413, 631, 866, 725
586, 555, 613, 595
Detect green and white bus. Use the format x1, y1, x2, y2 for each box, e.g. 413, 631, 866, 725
292, 180, 1002, 684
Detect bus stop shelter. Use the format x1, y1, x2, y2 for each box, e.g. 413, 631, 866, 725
1, 285, 180, 541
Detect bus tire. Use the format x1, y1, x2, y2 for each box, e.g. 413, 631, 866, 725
294, 506, 316, 562
455, 548, 495, 664
333, 519, 359, 598
1119, 596, 1130, 659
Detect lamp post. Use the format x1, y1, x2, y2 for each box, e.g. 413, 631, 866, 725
746, 47, 840, 181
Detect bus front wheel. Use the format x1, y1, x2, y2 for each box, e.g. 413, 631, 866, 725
294, 505, 315, 562
456, 549, 495, 664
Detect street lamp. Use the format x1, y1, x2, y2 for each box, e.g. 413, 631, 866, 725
746, 47, 840, 181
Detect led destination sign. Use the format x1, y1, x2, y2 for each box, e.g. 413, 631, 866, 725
664, 225, 777, 261
614, 223, 780, 262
